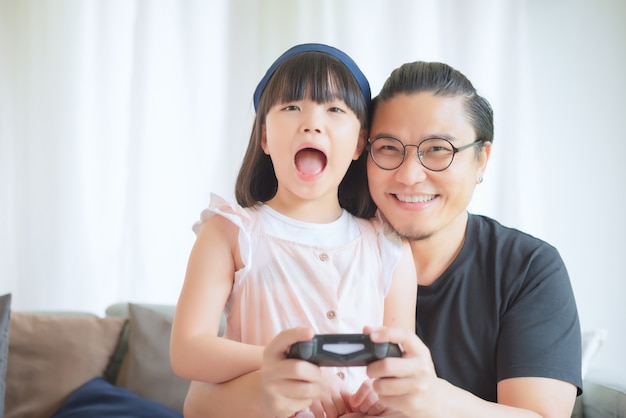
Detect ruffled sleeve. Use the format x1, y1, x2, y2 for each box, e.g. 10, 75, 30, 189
191, 193, 255, 273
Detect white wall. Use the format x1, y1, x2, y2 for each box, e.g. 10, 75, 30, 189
524, 1, 626, 382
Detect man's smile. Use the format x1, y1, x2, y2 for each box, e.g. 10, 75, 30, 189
394, 194, 437, 203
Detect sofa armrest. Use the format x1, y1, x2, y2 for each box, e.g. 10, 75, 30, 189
580, 379, 626, 418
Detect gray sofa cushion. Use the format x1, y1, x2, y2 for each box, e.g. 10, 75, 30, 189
5, 313, 126, 418
118, 303, 189, 413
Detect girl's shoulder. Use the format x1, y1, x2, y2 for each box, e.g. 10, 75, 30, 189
192, 193, 260, 236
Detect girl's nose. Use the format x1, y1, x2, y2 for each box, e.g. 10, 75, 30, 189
301, 107, 324, 134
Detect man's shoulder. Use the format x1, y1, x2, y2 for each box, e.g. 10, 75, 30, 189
467, 214, 567, 286
468, 213, 555, 250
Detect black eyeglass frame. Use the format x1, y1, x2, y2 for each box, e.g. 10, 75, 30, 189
367, 137, 485, 172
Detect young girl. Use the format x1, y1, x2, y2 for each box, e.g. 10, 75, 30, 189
170, 43, 416, 417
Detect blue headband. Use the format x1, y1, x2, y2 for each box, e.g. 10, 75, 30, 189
253, 43, 371, 113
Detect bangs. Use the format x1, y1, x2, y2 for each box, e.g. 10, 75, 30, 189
259, 52, 367, 124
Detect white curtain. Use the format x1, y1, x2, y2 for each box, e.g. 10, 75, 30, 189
1, 1, 515, 311
2, 0, 531, 312
3, 3, 626, 385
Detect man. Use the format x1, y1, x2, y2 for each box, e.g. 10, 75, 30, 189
357, 61, 581, 417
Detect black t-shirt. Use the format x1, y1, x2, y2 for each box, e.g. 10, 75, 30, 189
416, 213, 582, 402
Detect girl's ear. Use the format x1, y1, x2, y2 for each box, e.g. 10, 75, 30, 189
261, 125, 270, 155
353, 129, 367, 160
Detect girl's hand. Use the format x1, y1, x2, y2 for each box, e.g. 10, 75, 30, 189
260, 327, 352, 418
307, 368, 351, 418
260, 327, 323, 418
349, 378, 391, 416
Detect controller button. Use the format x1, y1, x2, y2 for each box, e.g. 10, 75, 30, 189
373, 343, 387, 359
296, 341, 314, 359
326, 310, 336, 320
319, 252, 329, 262
336, 371, 345, 380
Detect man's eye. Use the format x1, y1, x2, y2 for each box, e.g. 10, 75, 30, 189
428, 146, 448, 152
377, 144, 402, 154
421, 140, 453, 154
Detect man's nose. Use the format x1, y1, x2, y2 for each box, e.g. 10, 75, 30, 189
395, 150, 428, 184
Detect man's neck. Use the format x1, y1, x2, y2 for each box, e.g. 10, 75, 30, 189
410, 211, 469, 286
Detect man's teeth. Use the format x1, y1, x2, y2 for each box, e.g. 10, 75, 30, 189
396, 194, 435, 203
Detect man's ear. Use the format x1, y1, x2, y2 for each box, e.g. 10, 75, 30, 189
353, 129, 368, 160
477, 141, 492, 178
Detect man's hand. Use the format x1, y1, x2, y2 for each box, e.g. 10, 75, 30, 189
365, 326, 439, 417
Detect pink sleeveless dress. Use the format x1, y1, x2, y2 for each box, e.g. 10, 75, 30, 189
193, 194, 403, 394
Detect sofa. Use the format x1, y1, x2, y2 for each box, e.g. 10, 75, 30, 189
2, 296, 193, 418
1, 293, 625, 418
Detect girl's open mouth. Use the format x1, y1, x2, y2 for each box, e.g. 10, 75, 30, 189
295, 148, 327, 177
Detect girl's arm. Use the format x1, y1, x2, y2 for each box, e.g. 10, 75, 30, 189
184, 327, 322, 418
170, 215, 263, 383
383, 239, 417, 332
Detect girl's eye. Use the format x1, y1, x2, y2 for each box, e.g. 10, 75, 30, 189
328, 107, 345, 113
283, 105, 299, 111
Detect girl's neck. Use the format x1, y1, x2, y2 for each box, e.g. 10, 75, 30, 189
264, 194, 343, 223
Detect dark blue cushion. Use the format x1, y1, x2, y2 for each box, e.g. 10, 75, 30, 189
51, 377, 183, 418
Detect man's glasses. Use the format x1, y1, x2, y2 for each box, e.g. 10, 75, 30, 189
367, 136, 484, 172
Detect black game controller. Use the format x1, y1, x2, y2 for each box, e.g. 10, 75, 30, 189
286, 333, 402, 367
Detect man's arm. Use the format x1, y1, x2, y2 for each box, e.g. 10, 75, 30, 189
497, 377, 577, 418
184, 373, 268, 418
366, 327, 578, 418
